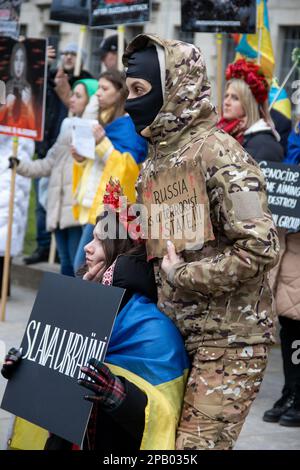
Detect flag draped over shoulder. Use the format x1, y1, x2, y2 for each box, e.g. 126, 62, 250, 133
235, 0, 275, 79
8, 294, 189, 450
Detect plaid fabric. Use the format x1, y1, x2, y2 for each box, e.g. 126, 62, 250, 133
79, 358, 126, 410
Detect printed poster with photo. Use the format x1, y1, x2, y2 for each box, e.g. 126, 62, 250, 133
0, 37, 47, 141
90, 0, 150, 28
0, 0, 23, 38
50, 0, 91, 26
181, 0, 256, 33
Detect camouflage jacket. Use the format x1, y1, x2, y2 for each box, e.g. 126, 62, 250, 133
124, 35, 280, 355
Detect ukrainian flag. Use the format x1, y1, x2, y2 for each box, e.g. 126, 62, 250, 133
235, 0, 275, 79
8, 294, 189, 450
269, 78, 292, 120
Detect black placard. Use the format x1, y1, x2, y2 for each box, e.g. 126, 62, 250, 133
50, 0, 91, 25
181, 0, 256, 33
90, 0, 150, 28
258, 160, 300, 231
1, 272, 124, 447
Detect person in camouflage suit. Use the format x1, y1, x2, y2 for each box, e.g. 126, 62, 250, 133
123, 34, 280, 450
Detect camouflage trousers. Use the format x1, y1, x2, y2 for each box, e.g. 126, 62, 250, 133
176, 344, 269, 450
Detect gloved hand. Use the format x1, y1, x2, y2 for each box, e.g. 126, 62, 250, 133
8, 157, 20, 169
78, 358, 126, 410
1, 347, 22, 379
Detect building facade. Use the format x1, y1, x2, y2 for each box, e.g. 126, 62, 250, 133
19, 0, 300, 112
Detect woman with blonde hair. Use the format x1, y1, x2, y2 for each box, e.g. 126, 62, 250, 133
218, 59, 283, 162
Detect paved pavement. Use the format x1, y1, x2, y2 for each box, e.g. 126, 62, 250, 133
0, 283, 299, 450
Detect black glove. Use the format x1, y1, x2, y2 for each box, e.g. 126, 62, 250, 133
1, 347, 22, 379
8, 157, 20, 169
78, 358, 126, 410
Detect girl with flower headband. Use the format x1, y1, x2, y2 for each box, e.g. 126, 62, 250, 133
2, 179, 189, 451
218, 58, 283, 162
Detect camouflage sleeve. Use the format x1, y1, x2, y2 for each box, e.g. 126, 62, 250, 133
168, 147, 280, 297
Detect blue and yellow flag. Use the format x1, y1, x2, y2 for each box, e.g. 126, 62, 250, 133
269, 78, 292, 120
8, 294, 189, 450
235, 0, 275, 79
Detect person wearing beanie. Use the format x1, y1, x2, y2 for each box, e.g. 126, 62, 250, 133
26, 44, 94, 267
123, 34, 280, 450
98, 35, 127, 71
11, 79, 99, 277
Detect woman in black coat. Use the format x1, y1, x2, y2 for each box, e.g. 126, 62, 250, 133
218, 58, 284, 163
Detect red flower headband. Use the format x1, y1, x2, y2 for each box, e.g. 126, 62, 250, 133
225, 59, 269, 104
103, 177, 144, 244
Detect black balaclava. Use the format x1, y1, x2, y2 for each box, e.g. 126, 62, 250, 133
124, 45, 164, 135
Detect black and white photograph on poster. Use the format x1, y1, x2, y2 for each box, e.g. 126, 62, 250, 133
50, 0, 91, 26
0, 37, 47, 141
90, 0, 150, 28
181, 0, 256, 33
0, 0, 23, 38
258, 160, 300, 231
1, 273, 125, 446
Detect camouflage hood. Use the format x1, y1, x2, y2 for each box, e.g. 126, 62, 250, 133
123, 34, 218, 155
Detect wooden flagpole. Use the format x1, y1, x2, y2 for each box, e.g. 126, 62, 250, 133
1, 137, 19, 322
216, 33, 223, 116
75, 25, 87, 77
117, 25, 125, 71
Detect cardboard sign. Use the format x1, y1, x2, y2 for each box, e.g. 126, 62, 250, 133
141, 159, 215, 259
90, 0, 150, 28
258, 160, 300, 231
1, 272, 125, 447
0, 37, 47, 141
50, 0, 91, 25
181, 0, 256, 33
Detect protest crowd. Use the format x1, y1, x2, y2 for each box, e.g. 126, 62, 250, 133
0, 0, 300, 453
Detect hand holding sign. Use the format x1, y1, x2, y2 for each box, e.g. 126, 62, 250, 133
1, 348, 22, 380
0, 273, 125, 446
70, 145, 85, 163
93, 123, 106, 145
55, 67, 71, 107
47, 45, 56, 64
78, 358, 126, 410
161, 240, 184, 277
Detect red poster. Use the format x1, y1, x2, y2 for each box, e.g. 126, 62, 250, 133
0, 37, 47, 141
